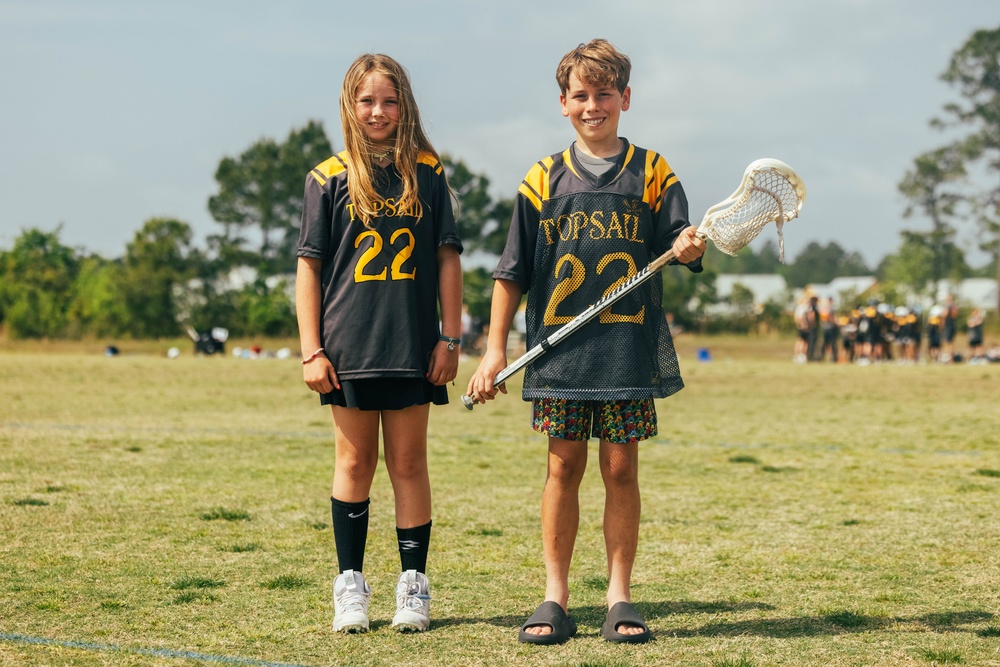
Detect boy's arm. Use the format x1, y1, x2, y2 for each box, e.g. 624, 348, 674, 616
654, 171, 705, 272
467, 278, 523, 403
427, 244, 463, 386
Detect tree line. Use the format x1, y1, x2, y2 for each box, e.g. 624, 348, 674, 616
2, 27, 998, 340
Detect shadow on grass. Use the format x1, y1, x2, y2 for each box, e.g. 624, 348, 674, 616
664, 609, 994, 638
432, 602, 993, 640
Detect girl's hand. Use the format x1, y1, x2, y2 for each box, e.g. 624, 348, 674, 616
303, 354, 339, 394
466, 349, 508, 404
426, 340, 459, 386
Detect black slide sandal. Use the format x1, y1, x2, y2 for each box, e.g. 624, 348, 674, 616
518, 601, 578, 645
601, 601, 651, 644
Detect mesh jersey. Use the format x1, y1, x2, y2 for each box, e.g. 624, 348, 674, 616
297, 151, 462, 380
494, 139, 702, 401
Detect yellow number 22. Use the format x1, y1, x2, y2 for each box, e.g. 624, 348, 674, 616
353, 228, 417, 283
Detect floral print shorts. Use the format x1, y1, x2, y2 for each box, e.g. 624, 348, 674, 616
530, 398, 657, 444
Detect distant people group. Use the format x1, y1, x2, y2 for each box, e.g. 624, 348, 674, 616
794, 294, 995, 365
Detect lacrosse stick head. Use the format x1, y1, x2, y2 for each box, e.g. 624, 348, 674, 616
698, 158, 806, 262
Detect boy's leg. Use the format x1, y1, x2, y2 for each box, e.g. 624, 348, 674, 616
519, 398, 591, 639
594, 398, 656, 638
599, 438, 643, 635
543, 437, 588, 606
522, 436, 588, 636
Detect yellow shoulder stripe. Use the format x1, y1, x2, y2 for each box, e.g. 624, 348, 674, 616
418, 151, 443, 175
310, 151, 349, 186
644, 150, 677, 212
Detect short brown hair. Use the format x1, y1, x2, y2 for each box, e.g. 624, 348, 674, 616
555, 38, 631, 95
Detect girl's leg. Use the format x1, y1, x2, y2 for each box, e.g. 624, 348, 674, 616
381, 403, 432, 528
382, 404, 434, 632
330, 406, 381, 572
382, 403, 434, 576
331, 406, 381, 500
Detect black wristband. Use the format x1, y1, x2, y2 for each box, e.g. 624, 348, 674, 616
439, 335, 461, 351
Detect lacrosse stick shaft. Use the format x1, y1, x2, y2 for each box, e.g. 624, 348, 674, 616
461, 247, 679, 409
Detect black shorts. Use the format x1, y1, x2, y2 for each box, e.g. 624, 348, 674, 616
320, 377, 448, 411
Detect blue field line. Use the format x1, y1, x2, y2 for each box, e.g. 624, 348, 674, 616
0, 633, 318, 667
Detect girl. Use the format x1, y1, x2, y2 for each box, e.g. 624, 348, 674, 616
295, 53, 463, 634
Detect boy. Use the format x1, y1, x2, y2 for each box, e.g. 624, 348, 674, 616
468, 38, 705, 645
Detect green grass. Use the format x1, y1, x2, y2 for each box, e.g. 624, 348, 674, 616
1, 339, 999, 666
200, 507, 253, 522
170, 577, 226, 590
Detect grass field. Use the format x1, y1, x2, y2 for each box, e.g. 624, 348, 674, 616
1, 337, 999, 667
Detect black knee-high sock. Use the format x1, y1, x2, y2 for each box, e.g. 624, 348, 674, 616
396, 521, 432, 574
331, 497, 370, 573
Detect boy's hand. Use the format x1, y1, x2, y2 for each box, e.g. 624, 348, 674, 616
427, 340, 459, 386
672, 225, 707, 264
467, 349, 508, 404
303, 355, 339, 394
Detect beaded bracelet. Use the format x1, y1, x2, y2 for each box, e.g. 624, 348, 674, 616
301, 347, 325, 365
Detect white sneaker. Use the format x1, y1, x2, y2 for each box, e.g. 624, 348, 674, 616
333, 570, 371, 633
392, 570, 431, 632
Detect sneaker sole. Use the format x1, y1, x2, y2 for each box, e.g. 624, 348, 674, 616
335, 623, 369, 634
334, 613, 370, 634
392, 622, 428, 633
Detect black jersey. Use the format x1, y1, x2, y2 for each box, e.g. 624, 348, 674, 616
494, 139, 702, 401
297, 151, 462, 380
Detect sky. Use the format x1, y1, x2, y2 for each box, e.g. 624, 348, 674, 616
2, 1, 999, 268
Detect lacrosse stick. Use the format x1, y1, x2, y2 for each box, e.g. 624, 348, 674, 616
462, 158, 806, 409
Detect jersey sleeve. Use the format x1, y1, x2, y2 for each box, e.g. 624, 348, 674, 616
492, 160, 549, 292
492, 189, 540, 293
296, 170, 332, 260
427, 160, 463, 253
647, 151, 703, 273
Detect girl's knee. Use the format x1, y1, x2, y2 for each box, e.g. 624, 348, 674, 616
337, 448, 379, 480
385, 451, 428, 482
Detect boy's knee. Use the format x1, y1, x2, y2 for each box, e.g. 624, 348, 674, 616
602, 462, 639, 488
547, 450, 587, 486
601, 449, 639, 486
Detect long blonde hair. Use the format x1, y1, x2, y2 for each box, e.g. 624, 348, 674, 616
340, 54, 437, 227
